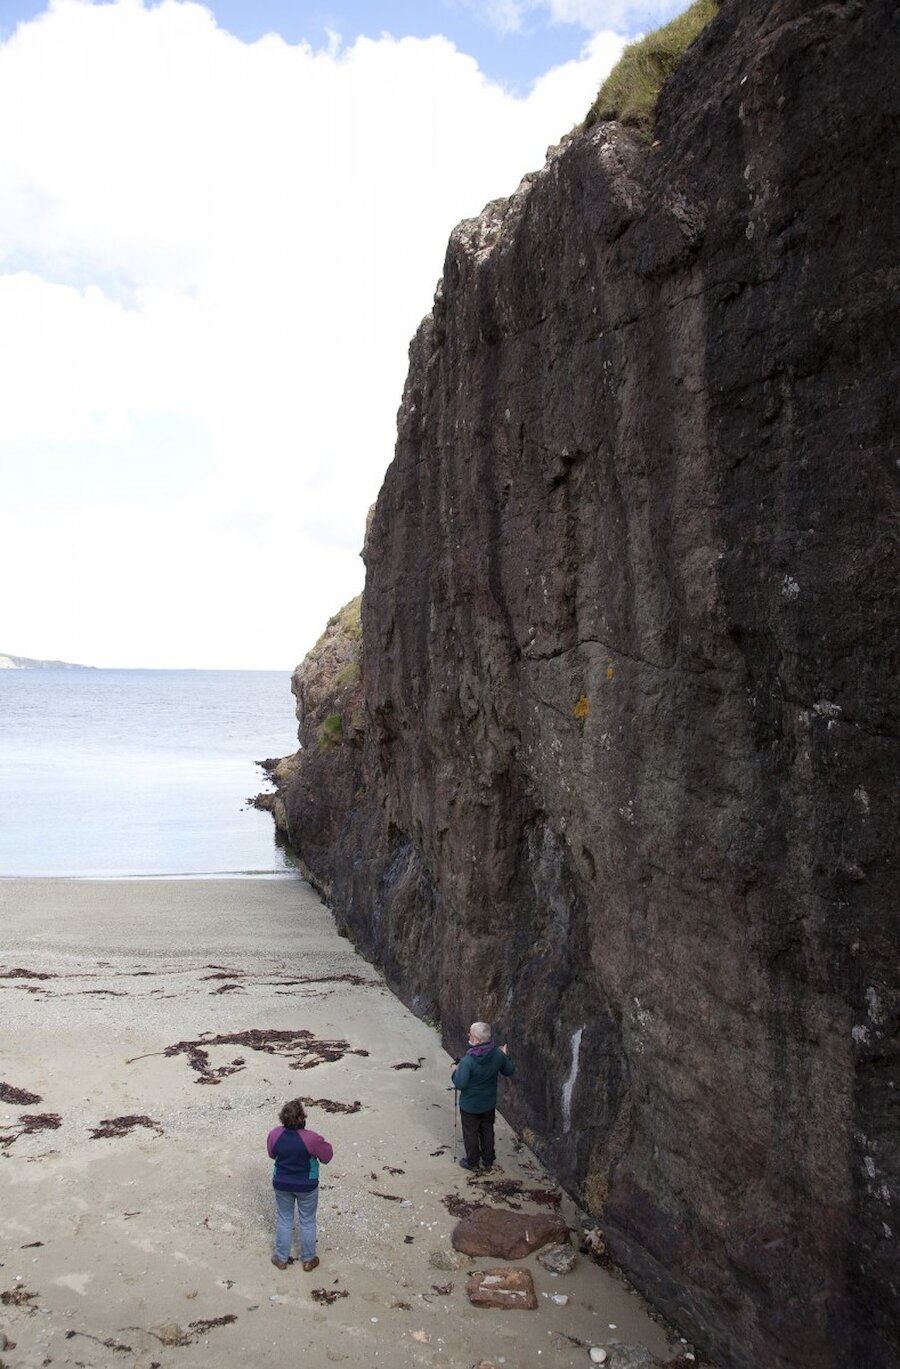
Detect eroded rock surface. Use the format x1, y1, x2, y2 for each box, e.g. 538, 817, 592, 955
270, 2, 898, 1366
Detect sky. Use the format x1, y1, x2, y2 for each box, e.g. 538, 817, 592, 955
0, 0, 688, 670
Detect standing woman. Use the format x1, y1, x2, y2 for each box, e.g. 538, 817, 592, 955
267, 1098, 333, 1271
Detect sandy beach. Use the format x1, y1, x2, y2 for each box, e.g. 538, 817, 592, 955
0, 877, 676, 1369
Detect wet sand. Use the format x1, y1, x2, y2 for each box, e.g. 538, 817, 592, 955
0, 877, 675, 1369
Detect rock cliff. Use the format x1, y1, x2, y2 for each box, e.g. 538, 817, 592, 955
271, 2, 898, 1366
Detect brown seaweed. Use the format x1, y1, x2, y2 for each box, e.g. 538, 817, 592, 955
188, 1315, 238, 1334
136, 1028, 367, 1083
261, 973, 376, 988
89, 1115, 163, 1139
442, 1192, 483, 1219
1, 1285, 37, 1307
300, 1096, 362, 1115
1, 1113, 61, 1149
473, 1175, 562, 1207
65, 1331, 133, 1353
0, 1082, 43, 1105
310, 1288, 349, 1306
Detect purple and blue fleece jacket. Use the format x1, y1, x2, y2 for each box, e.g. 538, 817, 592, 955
266, 1126, 333, 1192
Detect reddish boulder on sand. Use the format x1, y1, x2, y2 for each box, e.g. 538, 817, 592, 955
466, 1267, 538, 1310
452, 1207, 568, 1259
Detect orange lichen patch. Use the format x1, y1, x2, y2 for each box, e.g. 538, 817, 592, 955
573, 695, 590, 719
606, 662, 615, 681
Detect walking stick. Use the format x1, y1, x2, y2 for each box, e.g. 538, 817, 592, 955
453, 1083, 459, 1158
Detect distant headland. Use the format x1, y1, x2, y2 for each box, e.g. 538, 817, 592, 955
0, 653, 94, 670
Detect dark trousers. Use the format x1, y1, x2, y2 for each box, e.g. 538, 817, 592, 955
461, 1107, 496, 1166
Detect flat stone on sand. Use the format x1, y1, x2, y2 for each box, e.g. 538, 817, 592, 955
467, 1267, 538, 1310
452, 1206, 568, 1258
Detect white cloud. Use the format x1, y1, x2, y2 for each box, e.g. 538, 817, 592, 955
0, 0, 624, 668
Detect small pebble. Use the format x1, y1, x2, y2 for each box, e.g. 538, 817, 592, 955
589, 1351, 607, 1365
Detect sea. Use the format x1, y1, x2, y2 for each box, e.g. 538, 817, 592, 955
0, 669, 301, 878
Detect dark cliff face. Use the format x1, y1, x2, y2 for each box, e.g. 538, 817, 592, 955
275, 3, 899, 1366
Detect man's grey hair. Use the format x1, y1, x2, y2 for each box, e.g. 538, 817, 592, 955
470, 1021, 492, 1043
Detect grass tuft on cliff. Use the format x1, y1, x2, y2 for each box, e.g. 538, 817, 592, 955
584, 0, 719, 134
318, 712, 344, 751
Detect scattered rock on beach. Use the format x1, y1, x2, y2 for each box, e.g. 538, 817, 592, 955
581, 1226, 609, 1265
452, 1207, 568, 1259
151, 1323, 185, 1346
537, 1242, 577, 1274
602, 1347, 654, 1369
466, 1267, 537, 1310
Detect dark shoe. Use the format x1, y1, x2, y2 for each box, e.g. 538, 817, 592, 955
480, 1161, 495, 1172
459, 1158, 476, 1171
302, 1256, 319, 1272
271, 1256, 288, 1270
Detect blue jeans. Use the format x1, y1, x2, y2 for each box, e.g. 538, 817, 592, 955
274, 1186, 319, 1262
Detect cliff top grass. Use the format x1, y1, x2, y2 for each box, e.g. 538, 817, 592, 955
584, 0, 720, 134
305, 593, 362, 663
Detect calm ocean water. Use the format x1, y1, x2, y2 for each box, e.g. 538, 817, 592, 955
0, 669, 300, 878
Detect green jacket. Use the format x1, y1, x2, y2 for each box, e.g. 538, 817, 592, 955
451, 1046, 515, 1113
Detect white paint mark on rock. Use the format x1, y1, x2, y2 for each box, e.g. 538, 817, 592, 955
781, 575, 800, 598
562, 1026, 584, 1132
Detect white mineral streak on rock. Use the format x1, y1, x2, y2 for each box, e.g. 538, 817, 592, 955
562, 1026, 584, 1132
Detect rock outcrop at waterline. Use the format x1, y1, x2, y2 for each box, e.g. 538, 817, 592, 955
268, 3, 899, 1366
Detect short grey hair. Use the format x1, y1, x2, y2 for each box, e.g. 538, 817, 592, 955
470, 1021, 492, 1043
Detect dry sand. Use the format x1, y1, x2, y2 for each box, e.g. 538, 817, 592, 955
0, 877, 677, 1369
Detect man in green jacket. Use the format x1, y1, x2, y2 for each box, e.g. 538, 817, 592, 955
450, 1021, 515, 1171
